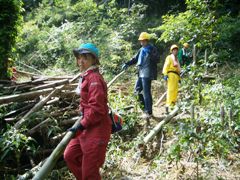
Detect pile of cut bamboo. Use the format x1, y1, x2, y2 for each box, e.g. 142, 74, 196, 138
0, 73, 82, 177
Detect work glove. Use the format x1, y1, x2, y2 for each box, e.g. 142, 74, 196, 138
68, 123, 85, 133
121, 63, 129, 71
163, 75, 168, 81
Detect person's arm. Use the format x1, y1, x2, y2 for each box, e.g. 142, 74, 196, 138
162, 56, 170, 76
125, 50, 140, 66
80, 76, 108, 128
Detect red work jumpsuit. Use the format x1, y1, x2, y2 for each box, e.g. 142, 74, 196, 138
64, 67, 112, 180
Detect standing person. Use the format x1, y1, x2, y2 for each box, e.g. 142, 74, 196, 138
178, 42, 192, 67
64, 43, 112, 180
162, 44, 181, 114
122, 32, 160, 119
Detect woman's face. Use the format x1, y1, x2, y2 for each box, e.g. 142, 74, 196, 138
76, 54, 93, 72
172, 48, 178, 56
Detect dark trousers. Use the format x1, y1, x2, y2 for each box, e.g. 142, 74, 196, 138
134, 77, 152, 115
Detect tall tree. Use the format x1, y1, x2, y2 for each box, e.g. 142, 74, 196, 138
0, 0, 23, 80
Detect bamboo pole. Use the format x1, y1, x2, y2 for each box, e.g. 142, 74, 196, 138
17, 160, 45, 180
28, 118, 52, 135
143, 107, 179, 143
0, 88, 53, 105
154, 92, 167, 106
107, 71, 125, 88
17, 61, 43, 75
32, 118, 81, 180
14, 88, 60, 129
192, 44, 196, 66
3, 103, 35, 118
30, 79, 69, 91
190, 104, 195, 120
16, 69, 39, 77
220, 105, 225, 125
204, 49, 208, 74
228, 108, 233, 128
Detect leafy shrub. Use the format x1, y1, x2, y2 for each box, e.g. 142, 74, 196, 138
16, 0, 146, 76
0, 126, 37, 167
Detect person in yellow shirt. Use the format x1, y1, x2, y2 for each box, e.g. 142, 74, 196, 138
162, 44, 181, 114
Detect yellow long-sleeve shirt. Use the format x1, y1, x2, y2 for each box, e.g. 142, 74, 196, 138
162, 55, 180, 76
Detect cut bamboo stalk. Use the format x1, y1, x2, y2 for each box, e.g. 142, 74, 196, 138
17, 61, 43, 75
50, 132, 66, 144
154, 92, 167, 106
31, 79, 69, 91
28, 118, 52, 135
14, 73, 81, 128
16, 69, 38, 77
46, 97, 60, 105
60, 116, 80, 126
32, 118, 81, 180
220, 105, 225, 124
0, 80, 16, 84
229, 108, 233, 128
107, 71, 125, 88
143, 107, 179, 143
190, 104, 195, 120
3, 103, 35, 118
14, 88, 60, 129
192, 44, 196, 66
31, 75, 74, 81
0, 88, 53, 105
17, 160, 45, 180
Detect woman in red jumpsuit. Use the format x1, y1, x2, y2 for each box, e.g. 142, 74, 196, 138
64, 43, 112, 180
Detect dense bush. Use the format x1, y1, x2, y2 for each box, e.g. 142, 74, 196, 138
0, 0, 23, 79
16, 0, 147, 77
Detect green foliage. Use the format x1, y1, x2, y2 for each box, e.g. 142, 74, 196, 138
16, 0, 146, 76
154, 0, 219, 48
0, 126, 37, 167
0, 0, 23, 79
166, 67, 240, 166
214, 15, 240, 62
151, 0, 240, 63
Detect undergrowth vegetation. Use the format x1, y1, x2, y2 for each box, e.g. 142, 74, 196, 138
0, 0, 240, 179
